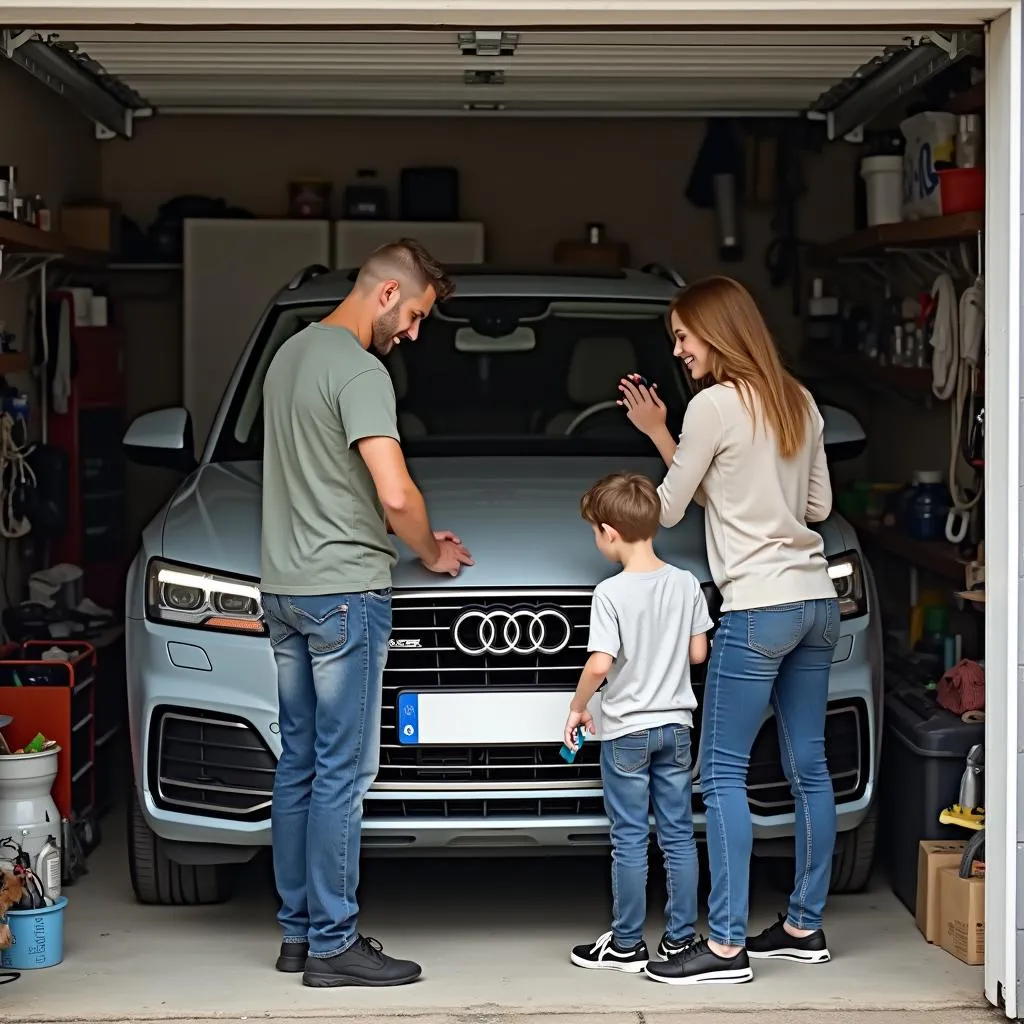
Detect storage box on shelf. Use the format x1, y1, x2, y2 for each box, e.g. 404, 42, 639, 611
0, 641, 97, 831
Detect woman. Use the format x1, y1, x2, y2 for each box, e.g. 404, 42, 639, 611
621, 276, 839, 987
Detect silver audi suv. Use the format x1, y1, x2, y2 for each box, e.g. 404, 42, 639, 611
122, 264, 882, 906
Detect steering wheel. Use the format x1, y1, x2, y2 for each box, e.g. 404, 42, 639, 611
565, 401, 625, 435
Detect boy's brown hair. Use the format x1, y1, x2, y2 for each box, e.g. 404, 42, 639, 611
580, 472, 661, 543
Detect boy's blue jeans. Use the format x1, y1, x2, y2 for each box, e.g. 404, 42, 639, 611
262, 589, 392, 957
601, 723, 699, 948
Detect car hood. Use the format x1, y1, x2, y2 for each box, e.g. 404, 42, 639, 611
161, 457, 845, 590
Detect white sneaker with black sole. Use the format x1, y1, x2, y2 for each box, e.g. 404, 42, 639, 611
570, 930, 649, 973
746, 914, 831, 964
644, 936, 753, 986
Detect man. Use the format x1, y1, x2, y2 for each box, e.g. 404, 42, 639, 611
259, 239, 473, 989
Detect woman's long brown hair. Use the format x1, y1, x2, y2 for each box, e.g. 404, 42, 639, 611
669, 276, 811, 459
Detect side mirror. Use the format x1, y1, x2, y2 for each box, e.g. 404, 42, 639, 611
821, 405, 866, 463
123, 407, 198, 473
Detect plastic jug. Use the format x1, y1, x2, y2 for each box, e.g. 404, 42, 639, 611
906, 471, 950, 542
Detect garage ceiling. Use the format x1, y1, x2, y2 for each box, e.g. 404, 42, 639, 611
45, 28, 926, 116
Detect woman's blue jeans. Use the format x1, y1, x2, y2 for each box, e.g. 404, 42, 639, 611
700, 598, 840, 946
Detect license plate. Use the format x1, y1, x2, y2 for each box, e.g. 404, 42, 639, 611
396, 689, 603, 745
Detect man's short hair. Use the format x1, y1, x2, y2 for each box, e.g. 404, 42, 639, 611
355, 237, 454, 301
580, 472, 661, 543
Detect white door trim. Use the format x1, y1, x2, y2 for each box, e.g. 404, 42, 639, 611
10, 1, 1010, 29
987, 7, 1023, 1018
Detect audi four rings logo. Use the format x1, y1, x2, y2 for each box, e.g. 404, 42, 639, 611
451, 606, 573, 656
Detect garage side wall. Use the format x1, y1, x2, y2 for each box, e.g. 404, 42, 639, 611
0, 61, 101, 612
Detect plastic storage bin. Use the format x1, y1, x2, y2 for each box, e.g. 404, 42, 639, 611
881, 688, 985, 914
860, 155, 904, 226
0, 896, 68, 969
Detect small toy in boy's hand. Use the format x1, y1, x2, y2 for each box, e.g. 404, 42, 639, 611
560, 727, 588, 764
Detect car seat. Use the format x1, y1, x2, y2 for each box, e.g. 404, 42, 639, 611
387, 349, 427, 438
545, 336, 638, 435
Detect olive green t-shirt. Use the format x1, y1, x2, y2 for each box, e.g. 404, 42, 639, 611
259, 323, 400, 595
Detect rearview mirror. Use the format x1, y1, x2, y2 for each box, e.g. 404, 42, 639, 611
454, 326, 536, 352
821, 405, 866, 462
123, 407, 198, 473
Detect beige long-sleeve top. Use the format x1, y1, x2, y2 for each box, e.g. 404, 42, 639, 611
657, 383, 837, 613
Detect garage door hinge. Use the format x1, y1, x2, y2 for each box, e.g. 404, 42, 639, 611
1, 29, 40, 59
95, 106, 152, 141
914, 31, 964, 59
458, 30, 519, 57
806, 111, 863, 144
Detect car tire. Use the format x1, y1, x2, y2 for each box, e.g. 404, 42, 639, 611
769, 800, 878, 896
829, 800, 878, 894
127, 785, 234, 906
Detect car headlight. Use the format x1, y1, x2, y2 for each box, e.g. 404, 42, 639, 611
827, 551, 867, 620
146, 559, 266, 635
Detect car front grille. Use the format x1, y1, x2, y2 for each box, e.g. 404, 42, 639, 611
149, 707, 276, 821
378, 589, 598, 787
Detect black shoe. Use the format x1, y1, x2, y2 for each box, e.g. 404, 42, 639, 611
570, 930, 649, 973
302, 935, 422, 988
657, 932, 695, 959
276, 940, 308, 973
644, 936, 753, 986
747, 913, 831, 964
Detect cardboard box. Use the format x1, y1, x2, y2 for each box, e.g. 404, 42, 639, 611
938, 866, 985, 965
916, 839, 968, 942
59, 203, 119, 252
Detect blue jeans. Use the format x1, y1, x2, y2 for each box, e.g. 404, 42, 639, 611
601, 724, 699, 948
700, 598, 840, 946
262, 589, 392, 957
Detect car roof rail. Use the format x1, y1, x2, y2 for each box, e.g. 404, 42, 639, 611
287, 264, 331, 291
640, 263, 686, 288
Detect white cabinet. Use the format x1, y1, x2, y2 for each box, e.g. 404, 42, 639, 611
334, 220, 485, 268
182, 218, 331, 451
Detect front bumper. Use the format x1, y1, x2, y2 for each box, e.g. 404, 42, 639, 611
126, 608, 878, 859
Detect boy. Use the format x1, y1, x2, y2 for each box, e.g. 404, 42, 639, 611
565, 472, 713, 977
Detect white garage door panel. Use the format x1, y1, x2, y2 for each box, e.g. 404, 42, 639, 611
49, 26, 937, 114
15, 2, 1004, 27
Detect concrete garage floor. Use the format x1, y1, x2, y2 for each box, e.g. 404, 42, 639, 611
4, 809, 986, 1022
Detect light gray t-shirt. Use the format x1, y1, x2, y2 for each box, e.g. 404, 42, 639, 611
587, 563, 714, 741
260, 323, 401, 596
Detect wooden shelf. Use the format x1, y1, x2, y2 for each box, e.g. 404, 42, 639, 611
804, 348, 984, 398
106, 262, 181, 272
812, 211, 983, 263
0, 218, 106, 268
846, 514, 966, 584
0, 351, 30, 375
805, 349, 932, 395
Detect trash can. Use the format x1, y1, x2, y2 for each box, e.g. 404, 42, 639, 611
881, 688, 985, 914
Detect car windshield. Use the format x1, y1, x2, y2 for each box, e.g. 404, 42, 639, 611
211, 293, 691, 462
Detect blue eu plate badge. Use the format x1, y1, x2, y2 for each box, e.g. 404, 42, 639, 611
398, 693, 419, 744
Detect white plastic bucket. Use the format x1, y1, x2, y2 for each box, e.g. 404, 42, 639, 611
860, 155, 904, 226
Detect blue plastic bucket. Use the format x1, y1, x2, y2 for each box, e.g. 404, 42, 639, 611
0, 896, 68, 970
